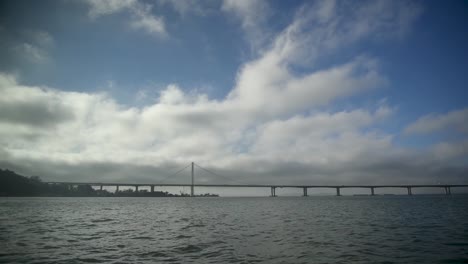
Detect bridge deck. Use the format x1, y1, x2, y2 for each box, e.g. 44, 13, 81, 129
45, 182, 468, 188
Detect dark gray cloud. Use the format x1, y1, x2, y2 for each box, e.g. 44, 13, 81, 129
1, 151, 466, 197
0, 99, 74, 128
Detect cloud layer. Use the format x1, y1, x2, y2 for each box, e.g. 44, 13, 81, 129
405, 108, 468, 135
1, 0, 467, 189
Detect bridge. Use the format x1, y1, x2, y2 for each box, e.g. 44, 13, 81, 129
46, 162, 468, 197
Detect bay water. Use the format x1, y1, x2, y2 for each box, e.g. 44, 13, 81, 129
1, 195, 467, 263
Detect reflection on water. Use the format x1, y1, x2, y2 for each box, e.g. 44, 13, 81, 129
1, 196, 467, 263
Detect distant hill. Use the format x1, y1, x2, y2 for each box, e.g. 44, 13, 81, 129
0, 169, 107, 196
0, 169, 218, 197
0, 169, 44, 196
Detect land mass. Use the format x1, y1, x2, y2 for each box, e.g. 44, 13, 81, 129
0, 169, 218, 197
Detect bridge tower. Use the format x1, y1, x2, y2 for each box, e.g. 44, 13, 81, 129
191, 162, 194, 197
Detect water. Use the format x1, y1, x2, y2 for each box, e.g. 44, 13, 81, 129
1, 196, 467, 264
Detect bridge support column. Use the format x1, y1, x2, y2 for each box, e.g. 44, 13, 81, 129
303, 187, 308, 197
444, 186, 451, 195
271, 187, 277, 197
371, 187, 375, 196
115, 185, 119, 193
336, 187, 341, 196
135, 186, 139, 193
100, 185, 103, 191
407, 187, 412, 195
150, 185, 154, 193
191, 162, 195, 197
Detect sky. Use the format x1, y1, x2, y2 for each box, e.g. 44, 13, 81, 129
0, 0, 467, 195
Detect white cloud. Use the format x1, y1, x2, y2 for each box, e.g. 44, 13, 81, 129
248, 107, 394, 162
227, 55, 384, 119
222, 0, 272, 51
130, 13, 165, 36
431, 140, 468, 161
130, 2, 166, 36
84, 0, 166, 36
0, 68, 465, 185
223, 0, 422, 59
405, 108, 468, 135
158, 84, 187, 104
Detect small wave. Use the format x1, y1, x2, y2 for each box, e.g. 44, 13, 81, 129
444, 242, 468, 246
439, 258, 468, 263
82, 236, 101, 241
77, 257, 102, 263
91, 218, 113, 223
77, 223, 98, 228
131, 236, 153, 240
200, 251, 223, 258
181, 223, 206, 230
173, 245, 204, 254
176, 234, 193, 239
42, 245, 60, 249
139, 251, 169, 258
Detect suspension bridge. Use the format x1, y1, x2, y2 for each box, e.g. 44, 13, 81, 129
46, 162, 468, 196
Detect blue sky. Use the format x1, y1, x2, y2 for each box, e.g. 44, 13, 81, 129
0, 0, 467, 190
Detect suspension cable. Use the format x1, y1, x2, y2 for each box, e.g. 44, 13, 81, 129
156, 163, 191, 184
194, 163, 244, 184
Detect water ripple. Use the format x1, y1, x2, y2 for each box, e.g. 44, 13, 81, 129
1, 196, 467, 263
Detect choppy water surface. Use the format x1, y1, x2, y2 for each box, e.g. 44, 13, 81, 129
1, 195, 468, 263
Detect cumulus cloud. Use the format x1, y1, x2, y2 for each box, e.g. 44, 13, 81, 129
84, 0, 166, 36
249, 107, 393, 162
405, 108, 468, 135
228, 56, 384, 119
0, 70, 465, 186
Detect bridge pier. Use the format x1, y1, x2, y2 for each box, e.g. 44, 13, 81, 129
115, 185, 119, 193
303, 187, 308, 197
407, 187, 412, 195
271, 187, 277, 197
444, 186, 451, 195
191, 162, 195, 197
150, 185, 154, 193
336, 187, 341, 196
100, 185, 103, 191
371, 187, 375, 196
135, 186, 139, 193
